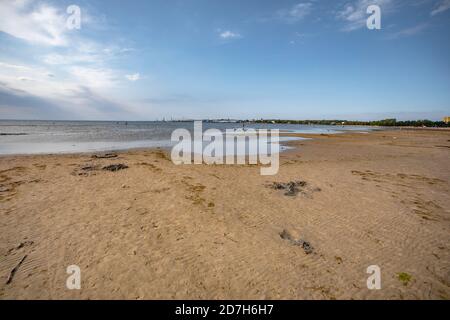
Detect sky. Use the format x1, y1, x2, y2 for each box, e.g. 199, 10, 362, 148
0, 0, 449, 121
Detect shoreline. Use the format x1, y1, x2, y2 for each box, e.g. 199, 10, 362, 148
0, 129, 370, 158
0, 140, 297, 159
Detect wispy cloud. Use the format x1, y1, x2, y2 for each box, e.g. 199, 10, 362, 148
42, 44, 134, 66
431, 0, 450, 15
386, 23, 428, 39
0, 83, 77, 119
253, 2, 313, 24
69, 66, 120, 89
276, 2, 313, 23
336, 0, 393, 31
289, 32, 314, 45
43, 53, 98, 65
125, 73, 140, 81
0, 0, 140, 119
0, 62, 32, 71
219, 30, 242, 39
0, 0, 69, 46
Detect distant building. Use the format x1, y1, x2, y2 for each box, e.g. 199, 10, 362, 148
444, 117, 450, 124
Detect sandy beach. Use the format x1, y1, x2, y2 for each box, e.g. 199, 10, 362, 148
0, 129, 449, 300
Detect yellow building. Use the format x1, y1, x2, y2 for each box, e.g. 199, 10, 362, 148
444, 117, 450, 124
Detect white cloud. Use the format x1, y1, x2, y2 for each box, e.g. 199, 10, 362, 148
277, 2, 313, 23
0, 60, 78, 99
125, 73, 141, 81
0, 0, 69, 46
17, 76, 34, 81
43, 53, 99, 65
0, 62, 32, 71
0, 61, 137, 119
431, 0, 450, 15
219, 30, 242, 39
0, 1, 135, 68
69, 66, 119, 89
336, 0, 392, 31
0, 1, 141, 119
42, 42, 135, 66
0, 61, 122, 112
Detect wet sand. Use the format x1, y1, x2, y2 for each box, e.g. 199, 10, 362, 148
0, 129, 449, 299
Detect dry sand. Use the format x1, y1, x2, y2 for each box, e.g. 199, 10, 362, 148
0, 129, 449, 299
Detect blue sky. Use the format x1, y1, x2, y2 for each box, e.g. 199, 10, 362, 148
0, 0, 449, 120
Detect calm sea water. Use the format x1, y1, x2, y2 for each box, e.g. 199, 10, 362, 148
0, 120, 374, 155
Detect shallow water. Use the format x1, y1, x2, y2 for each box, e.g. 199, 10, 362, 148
0, 120, 373, 155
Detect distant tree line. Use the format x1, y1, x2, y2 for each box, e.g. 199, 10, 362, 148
251, 118, 450, 127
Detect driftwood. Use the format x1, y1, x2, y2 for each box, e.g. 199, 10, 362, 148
6, 255, 27, 285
